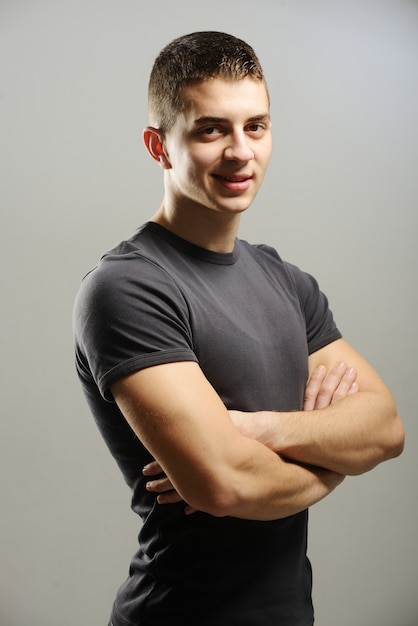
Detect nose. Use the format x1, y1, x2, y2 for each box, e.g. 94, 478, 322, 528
223, 130, 254, 162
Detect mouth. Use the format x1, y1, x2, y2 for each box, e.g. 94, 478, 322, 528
212, 173, 253, 193
213, 173, 253, 183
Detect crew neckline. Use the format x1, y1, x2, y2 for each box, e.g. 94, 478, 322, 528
142, 221, 240, 265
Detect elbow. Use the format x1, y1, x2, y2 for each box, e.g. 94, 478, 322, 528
384, 414, 405, 460
194, 489, 243, 519
362, 413, 405, 475
371, 398, 405, 467
186, 474, 245, 518
200, 494, 238, 518
346, 414, 405, 477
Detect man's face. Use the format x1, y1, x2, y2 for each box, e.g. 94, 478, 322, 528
161, 77, 272, 218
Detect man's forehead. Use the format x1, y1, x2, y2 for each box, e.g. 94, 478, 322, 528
181, 77, 270, 120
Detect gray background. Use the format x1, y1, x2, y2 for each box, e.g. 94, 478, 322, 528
1, 0, 417, 624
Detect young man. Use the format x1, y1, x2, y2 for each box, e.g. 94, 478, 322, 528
73, 32, 404, 626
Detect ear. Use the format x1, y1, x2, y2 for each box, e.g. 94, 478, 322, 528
143, 126, 171, 169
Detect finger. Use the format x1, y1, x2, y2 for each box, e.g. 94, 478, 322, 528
304, 365, 327, 411
143, 460, 164, 476
314, 362, 348, 409
184, 505, 198, 515
331, 367, 357, 404
347, 381, 359, 396
157, 491, 184, 505
146, 477, 174, 493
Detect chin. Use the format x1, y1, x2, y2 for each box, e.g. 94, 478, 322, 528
224, 199, 253, 214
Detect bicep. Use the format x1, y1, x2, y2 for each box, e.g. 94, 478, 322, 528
111, 361, 241, 507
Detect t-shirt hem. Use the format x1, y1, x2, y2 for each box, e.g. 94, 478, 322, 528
99, 349, 198, 401
308, 329, 342, 355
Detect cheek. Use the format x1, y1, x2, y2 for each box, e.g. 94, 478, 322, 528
258, 145, 272, 172
190, 140, 218, 164
186, 150, 213, 183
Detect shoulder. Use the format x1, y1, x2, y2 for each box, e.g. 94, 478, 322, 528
238, 238, 340, 337
76, 240, 182, 308
73, 237, 190, 354
238, 239, 318, 294
239, 240, 282, 262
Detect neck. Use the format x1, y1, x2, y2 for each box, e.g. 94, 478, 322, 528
151, 201, 240, 253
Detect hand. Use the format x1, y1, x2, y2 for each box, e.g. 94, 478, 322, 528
304, 361, 358, 411
143, 460, 197, 514
229, 361, 359, 444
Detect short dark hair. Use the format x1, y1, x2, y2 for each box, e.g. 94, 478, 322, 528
148, 31, 266, 132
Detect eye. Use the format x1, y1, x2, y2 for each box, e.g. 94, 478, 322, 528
246, 123, 264, 134
200, 126, 222, 136
196, 125, 224, 142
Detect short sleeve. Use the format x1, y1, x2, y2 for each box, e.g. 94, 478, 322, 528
285, 262, 342, 354
73, 252, 197, 400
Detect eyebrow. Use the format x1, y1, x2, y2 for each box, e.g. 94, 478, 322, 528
193, 114, 271, 125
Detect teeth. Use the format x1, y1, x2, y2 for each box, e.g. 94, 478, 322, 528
220, 175, 248, 182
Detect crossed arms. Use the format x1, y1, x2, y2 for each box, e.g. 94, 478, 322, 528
111, 338, 404, 521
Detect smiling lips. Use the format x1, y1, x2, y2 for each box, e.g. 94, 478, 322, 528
212, 173, 253, 191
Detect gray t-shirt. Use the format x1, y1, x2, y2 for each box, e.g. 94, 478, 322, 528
73, 221, 342, 626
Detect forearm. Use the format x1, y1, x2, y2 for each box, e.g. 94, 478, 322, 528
147, 438, 345, 521
233, 391, 403, 476
221, 448, 345, 521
